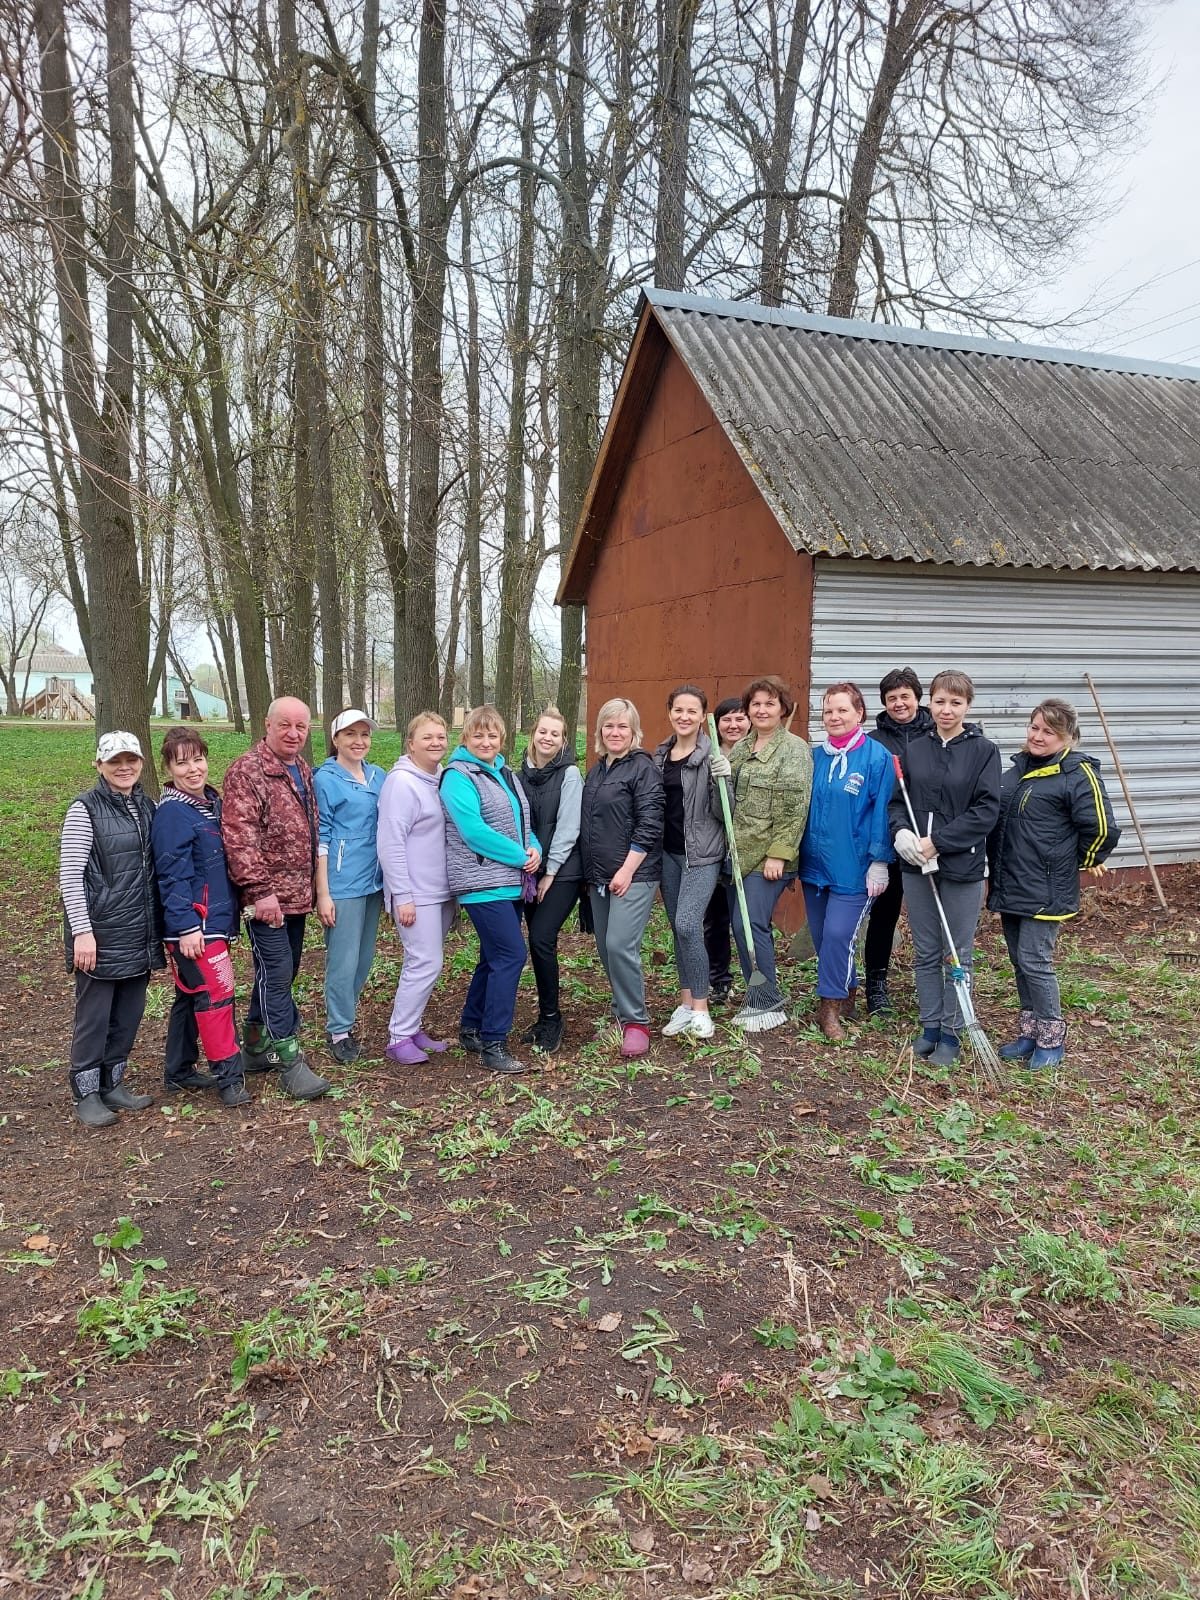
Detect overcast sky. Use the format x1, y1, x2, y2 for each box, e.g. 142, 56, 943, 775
1033, 0, 1200, 367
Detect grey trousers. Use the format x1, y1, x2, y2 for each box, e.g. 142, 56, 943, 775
589, 880, 658, 1026
1000, 913, 1062, 1020
902, 872, 985, 1034
660, 854, 721, 998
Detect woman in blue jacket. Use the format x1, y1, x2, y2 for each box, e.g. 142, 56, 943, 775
314, 710, 387, 1064
440, 705, 541, 1076
798, 683, 895, 1042
151, 726, 250, 1107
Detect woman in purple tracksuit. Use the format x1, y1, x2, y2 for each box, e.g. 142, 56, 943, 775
376, 712, 455, 1066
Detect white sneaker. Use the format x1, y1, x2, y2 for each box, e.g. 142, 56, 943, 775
662, 1004, 696, 1037
689, 1011, 714, 1039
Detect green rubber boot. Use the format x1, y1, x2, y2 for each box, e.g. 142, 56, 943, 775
268, 1036, 330, 1101
242, 1023, 274, 1075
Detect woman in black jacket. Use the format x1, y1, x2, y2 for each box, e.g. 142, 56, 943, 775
888, 670, 1001, 1067
518, 707, 583, 1054
864, 667, 935, 1014
652, 685, 726, 1041
987, 699, 1119, 1070
58, 732, 165, 1127
580, 697, 665, 1059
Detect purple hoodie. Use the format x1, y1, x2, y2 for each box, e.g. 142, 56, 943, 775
377, 754, 452, 906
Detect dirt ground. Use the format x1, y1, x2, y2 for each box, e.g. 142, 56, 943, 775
2, 860, 1199, 1599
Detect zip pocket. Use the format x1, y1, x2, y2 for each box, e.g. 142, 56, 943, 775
337, 839, 345, 873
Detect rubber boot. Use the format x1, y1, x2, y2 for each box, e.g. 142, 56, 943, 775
1029, 1019, 1067, 1071
929, 1030, 961, 1067
241, 1022, 274, 1075
999, 1010, 1037, 1060
268, 1036, 330, 1101
214, 1053, 252, 1108
74, 1092, 119, 1128
817, 997, 845, 1041
481, 1038, 526, 1075
100, 1067, 154, 1111
865, 969, 893, 1015
912, 1027, 940, 1058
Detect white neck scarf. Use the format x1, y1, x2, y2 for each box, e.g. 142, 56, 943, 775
821, 724, 866, 781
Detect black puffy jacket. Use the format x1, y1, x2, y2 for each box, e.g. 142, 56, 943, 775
987, 747, 1120, 918
868, 705, 935, 759
580, 749, 664, 886
63, 782, 165, 979
888, 723, 1002, 883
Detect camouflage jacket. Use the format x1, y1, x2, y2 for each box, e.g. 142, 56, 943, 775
220, 741, 319, 914
728, 727, 813, 876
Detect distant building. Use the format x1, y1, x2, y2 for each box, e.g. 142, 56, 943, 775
15, 644, 227, 720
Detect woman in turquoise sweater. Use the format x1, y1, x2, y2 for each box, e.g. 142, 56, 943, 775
313, 710, 387, 1064
440, 705, 541, 1076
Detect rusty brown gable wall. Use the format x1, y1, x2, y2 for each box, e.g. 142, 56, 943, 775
583, 344, 815, 756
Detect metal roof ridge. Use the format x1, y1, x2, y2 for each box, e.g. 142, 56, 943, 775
640, 287, 1200, 384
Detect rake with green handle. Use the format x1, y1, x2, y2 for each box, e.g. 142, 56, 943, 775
891, 754, 1002, 1080
708, 715, 787, 1032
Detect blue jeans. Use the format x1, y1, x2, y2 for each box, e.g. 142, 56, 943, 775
802, 883, 870, 999
323, 891, 383, 1035
461, 899, 528, 1042
728, 872, 792, 1006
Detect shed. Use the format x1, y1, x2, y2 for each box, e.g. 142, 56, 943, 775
557, 290, 1200, 869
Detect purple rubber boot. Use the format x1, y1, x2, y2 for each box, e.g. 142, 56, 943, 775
385, 1036, 430, 1066
413, 1030, 448, 1053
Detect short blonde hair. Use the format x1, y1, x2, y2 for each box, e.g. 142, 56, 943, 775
463, 704, 507, 743
593, 697, 642, 756
406, 710, 447, 743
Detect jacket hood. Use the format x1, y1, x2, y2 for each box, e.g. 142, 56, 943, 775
393, 753, 441, 786
875, 706, 934, 738
318, 755, 383, 786
1011, 746, 1102, 775
448, 746, 509, 773
925, 720, 985, 746
652, 732, 712, 766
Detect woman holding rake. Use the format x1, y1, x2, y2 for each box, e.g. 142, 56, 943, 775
889, 670, 1001, 1067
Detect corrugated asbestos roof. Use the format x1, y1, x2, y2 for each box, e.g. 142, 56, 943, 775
643, 289, 1200, 573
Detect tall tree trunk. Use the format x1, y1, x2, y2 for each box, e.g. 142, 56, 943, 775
827, 0, 929, 318
759, 0, 813, 308
653, 0, 698, 290
34, 0, 154, 781
397, 0, 449, 723
458, 189, 485, 708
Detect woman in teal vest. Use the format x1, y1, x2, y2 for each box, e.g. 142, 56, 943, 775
440, 705, 541, 1076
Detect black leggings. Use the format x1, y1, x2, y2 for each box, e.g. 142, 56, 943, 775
864, 862, 905, 973
522, 876, 582, 1017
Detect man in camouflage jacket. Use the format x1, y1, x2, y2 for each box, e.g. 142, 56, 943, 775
221, 697, 329, 1099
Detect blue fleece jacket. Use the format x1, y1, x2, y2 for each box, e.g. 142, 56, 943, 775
439, 747, 541, 904
313, 757, 386, 899
797, 734, 895, 894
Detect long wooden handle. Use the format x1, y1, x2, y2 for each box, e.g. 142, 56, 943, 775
1083, 673, 1167, 911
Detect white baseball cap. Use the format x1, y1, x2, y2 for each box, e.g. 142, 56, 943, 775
330, 708, 374, 738
96, 731, 144, 762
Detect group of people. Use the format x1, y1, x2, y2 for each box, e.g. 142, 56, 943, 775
58, 668, 1119, 1127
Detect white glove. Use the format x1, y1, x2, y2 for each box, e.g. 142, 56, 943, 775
894, 829, 927, 868
710, 751, 732, 779
866, 862, 890, 897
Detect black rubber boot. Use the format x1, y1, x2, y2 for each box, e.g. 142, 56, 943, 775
101, 1083, 155, 1111
481, 1039, 526, 1075
164, 1068, 219, 1091
865, 969, 893, 1015
74, 1092, 119, 1128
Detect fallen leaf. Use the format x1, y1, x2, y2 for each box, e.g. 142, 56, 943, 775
596, 1311, 622, 1333
792, 1104, 818, 1118
804, 1473, 834, 1499
681, 1556, 714, 1582
100, 1431, 126, 1450
23, 1234, 51, 1250
805, 1508, 822, 1532
629, 1526, 656, 1553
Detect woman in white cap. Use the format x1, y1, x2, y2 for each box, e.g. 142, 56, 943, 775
313, 710, 387, 1063
58, 731, 165, 1127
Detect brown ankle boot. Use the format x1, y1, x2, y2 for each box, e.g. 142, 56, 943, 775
817, 997, 845, 1041
841, 986, 858, 1018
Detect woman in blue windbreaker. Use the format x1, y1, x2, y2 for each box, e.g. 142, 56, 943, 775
313, 710, 386, 1065
798, 682, 895, 1042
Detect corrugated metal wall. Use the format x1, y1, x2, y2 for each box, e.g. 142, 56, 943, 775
808, 560, 1200, 866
